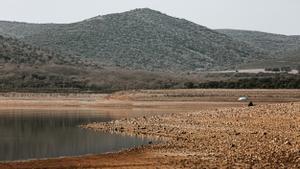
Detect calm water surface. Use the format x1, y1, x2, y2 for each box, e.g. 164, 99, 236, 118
0, 110, 156, 161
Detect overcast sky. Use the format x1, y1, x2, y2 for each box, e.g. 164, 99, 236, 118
0, 0, 299, 35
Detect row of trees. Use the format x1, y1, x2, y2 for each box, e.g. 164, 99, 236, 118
264, 67, 292, 72
264, 66, 300, 73
184, 76, 300, 89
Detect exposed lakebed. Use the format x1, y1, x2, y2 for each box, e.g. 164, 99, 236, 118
0, 110, 157, 161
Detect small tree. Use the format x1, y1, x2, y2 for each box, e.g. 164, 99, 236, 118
184, 82, 195, 89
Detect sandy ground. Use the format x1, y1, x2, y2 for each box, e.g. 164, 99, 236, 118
0, 89, 298, 111
0, 89, 300, 168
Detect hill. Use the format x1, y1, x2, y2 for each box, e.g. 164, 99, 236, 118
0, 8, 267, 72
0, 35, 96, 91
0, 35, 84, 65
217, 29, 300, 55
0, 35, 298, 92
0, 35, 192, 92
239, 48, 300, 69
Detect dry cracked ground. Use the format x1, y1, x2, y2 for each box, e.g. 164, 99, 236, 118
1, 102, 300, 168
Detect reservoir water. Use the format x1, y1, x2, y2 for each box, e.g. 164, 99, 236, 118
0, 110, 156, 161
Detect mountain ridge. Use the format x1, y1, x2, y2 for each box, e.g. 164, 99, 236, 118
0, 8, 268, 72
217, 29, 300, 56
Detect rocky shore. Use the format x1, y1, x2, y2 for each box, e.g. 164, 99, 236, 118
1, 90, 300, 169
83, 102, 300, 168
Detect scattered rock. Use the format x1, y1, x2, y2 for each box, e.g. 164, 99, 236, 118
284, 141, 292, 145
248, 101, 254, 107
81, 101, 300, 168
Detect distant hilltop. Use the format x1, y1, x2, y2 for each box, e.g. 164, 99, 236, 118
0, 8, 270, 72
0, 8, 299, 92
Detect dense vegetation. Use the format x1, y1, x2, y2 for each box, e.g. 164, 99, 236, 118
0, 9, 267, 72
0, 35, 102, 68
0, 67, 187, 93
0, 35, 56, 64
185, 74, 300, 89
0, 35, 190, 92
0, 9, 299, 92
217, 29, 300, 55
217, 30, 300, 69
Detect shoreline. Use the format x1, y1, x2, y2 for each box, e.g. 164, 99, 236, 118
1, 89, 300, 168
82, 102, 300, 168
0, 89, 299, 111
2, 102, 300, 168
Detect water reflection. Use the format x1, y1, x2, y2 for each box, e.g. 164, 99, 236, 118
0, 110, 155, 161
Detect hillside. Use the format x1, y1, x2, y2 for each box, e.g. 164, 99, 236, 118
0, 35, 82, 65
239, 48, 300, 69
0, 8, 267, 72
0, 35, 93, 91
217, 29, 300, 55
0, 35, 298, 92
0, 21, 58, 39
0, 35, 191, 92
